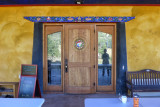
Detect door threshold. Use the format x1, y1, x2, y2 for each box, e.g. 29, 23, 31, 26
43, 91, 64, 94
96, 91, 116, 94
43, 91, 116, 94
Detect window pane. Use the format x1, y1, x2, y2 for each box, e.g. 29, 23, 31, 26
98, 32, 112, 86
47, 32, 61, 85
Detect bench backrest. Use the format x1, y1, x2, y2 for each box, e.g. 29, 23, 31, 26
126, 69, 160, 85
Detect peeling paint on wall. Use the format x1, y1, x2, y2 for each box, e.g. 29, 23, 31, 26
0, 6, 160, 82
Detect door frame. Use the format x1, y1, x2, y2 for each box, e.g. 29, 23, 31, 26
43, 23, 64, 93
95, 23, 116, 93
43, 23, 116, 94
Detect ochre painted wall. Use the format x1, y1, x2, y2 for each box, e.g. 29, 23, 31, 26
0, 6, 160, 82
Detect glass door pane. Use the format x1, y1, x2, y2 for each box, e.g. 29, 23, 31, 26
47, 32, 61, 85
98, 32, 112, 86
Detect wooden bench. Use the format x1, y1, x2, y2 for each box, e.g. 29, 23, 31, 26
126, 69, 160, 97
0, 82, 19, 98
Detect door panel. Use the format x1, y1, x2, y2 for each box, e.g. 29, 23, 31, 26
96, 25, 116, 92
68, 28, 90, 62
43, 25, 63, 92
65, 24, 95, 94
69, 67, 90, 87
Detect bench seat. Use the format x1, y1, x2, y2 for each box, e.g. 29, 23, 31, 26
126, 69, 160, 97
127, 85, 160, 91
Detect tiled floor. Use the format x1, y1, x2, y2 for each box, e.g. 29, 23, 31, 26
42, 94, 117, 107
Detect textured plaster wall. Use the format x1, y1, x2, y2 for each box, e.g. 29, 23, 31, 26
0, 6, 160, 82
126, 7, 160, 71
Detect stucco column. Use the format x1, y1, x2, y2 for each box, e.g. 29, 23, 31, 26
32, 22, 43, 94
116, 22, 128, 95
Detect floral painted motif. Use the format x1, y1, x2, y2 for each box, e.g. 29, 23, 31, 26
47, 17, 51, 21
24, 16, 135, 22
75, 39, 85, 50
108, 17, 112, 21
85, 18, 92, 21
78, 17, 81, 22
118, 17, 123, 21
67, 17, 73, 21
37, 17, 41, 21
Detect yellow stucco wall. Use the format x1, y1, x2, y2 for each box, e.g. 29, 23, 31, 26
0, 6, 160, 82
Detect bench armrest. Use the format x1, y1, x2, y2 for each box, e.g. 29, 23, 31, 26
126, 80, 132, 85
126, 80, 134, 89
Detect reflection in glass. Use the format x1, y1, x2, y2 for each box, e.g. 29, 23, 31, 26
47, 32, 61, 85
98, 32, 112, 86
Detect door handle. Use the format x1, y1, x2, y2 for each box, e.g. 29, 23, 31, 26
65, 59, 68, 73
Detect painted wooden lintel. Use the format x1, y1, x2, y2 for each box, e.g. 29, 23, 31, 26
24, 16, 135, 22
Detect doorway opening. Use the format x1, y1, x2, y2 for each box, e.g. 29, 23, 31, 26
43, 23, 116, 94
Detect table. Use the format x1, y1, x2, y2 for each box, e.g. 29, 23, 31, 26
85, 98, 160, 107
0, 98, 45, 107
0, 82, 19, 98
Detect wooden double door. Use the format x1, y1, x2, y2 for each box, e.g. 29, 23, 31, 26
43, 23, 116, 94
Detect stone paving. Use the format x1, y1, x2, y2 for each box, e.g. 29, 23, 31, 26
42, 94, 117, 107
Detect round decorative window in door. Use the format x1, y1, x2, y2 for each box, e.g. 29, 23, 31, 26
74, 39, 85, 50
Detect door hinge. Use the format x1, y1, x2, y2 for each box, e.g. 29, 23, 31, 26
94, 29, 95, 33
93, 82, 95, 86
94, 47, 95, 51
94, 65, 95, 68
